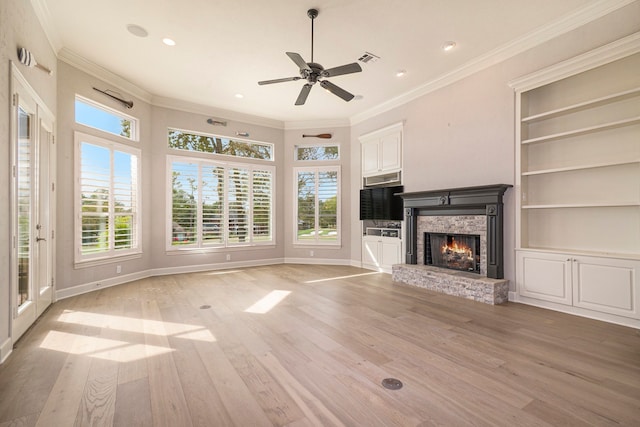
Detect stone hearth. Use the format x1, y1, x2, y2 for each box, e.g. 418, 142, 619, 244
392, 264, 509, 305
394, 184, 511, 305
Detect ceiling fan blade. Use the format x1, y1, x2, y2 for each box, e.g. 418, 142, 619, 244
322, 62, 362, 78
295, 84, 313, 106
286, 52, 311, 72
258, 76, 301, 85
319, 80, 355, 102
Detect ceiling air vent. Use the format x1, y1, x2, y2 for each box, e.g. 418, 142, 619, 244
358, 52, 380, 64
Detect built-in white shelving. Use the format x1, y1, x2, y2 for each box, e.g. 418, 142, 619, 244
510, 35, 640, 326
521, 86, 640, 123
521, 116, 640, 145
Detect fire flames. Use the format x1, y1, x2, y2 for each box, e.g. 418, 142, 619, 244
441, 238, 472, 258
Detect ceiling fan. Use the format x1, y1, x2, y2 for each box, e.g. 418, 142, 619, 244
258, 8, 362, 106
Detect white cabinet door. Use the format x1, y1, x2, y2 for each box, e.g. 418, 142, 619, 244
379, 132, 401, 172
360, 125, 402, 177
517, 251, 572, 305
572, 256, 639, 319
361, 141, 380, 176
362, 239, 380, 268
362, 237, 402, 272
380, 239, 401, 266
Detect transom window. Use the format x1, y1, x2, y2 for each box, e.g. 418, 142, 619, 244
295, 144, 339, 161
294, 166, 340, 245
168, 128, 273, 161
75, 96, 138, 141
168, 156, 274, 249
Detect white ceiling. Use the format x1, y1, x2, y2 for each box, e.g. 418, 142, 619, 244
36, 0, 617, 125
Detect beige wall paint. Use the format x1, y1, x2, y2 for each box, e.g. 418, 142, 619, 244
283, 126, 352, 263
0, 0, 57, 357
147, 106, 286, 271
55, 61, 153, 290
349, 1, 640, 291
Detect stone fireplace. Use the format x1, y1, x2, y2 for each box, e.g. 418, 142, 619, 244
392, 184, 511, 304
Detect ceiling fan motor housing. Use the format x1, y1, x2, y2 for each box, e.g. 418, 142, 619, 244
303, 62, 325, 83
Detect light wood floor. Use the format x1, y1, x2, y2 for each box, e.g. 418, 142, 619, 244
1, 264, 639, 426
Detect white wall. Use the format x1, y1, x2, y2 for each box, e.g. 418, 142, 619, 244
0, 0, 57, 360
349, 1, 640, 291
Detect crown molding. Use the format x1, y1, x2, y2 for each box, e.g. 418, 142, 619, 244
509, 31, 640, 91
349, 0, 636, 125
284, 119, 351, 130
151, 96, 284, 129
30, 0, 62, 53
58, 47, 153, 103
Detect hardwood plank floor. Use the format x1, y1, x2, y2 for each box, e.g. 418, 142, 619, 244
1, 264, 639, 426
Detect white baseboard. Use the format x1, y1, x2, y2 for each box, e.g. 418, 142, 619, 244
151, 258, 284, 276
56, 269, 152, 300
55, 258, 285, 300
284, 257, 353, 266
0, 338, 12, 364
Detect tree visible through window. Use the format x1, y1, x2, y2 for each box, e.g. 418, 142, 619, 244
169, 157, 274, 248
76, 133, 140, 261
168, 128, 273, 160
295, 167, 339, 244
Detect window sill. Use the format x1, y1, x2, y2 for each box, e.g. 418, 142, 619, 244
166, 244, 276, 256
74, 252, 142, 269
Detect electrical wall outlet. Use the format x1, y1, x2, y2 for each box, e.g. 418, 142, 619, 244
310, 250, 314, 257
116, 265, 122, 274
226, 254, 231, 261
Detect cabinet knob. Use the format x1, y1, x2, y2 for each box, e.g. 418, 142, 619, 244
566, 258, 571, 261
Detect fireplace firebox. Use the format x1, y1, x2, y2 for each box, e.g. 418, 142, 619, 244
425, 232, 481, 274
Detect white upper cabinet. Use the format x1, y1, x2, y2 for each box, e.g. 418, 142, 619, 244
360, 123, 402, 177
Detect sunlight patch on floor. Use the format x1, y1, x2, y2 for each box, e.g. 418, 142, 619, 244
57, 310, 215, 341
304, 271, 380, 284
39, 330, 174, 362
245, 290, 291, 314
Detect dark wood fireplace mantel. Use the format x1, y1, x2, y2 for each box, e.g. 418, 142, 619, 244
398, 184, 511, 279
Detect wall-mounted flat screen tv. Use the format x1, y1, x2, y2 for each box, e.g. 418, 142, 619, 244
359, 185, 404, 220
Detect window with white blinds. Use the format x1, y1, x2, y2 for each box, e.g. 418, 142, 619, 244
294, 166, 340, 245
75, 132, 141, 262
168, 156, 274, 249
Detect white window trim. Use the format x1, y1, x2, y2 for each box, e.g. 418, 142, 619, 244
75, 95, 139, 142
294, 143, 340, 162
166, 155, 276, 252
167, 127, 275, 162
293, 165, 341, 247
74, 131, 142, 265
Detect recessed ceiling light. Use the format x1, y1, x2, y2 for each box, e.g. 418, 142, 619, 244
235, 93, 244, 99
443, 41, 456, 52
395, 70, 407, 77
162, 37, 176, 46
127, 24, 148, 38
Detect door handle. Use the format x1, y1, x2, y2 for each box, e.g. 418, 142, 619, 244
36, 237, 46, 242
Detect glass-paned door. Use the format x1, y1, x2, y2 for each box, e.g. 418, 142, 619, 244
11, 67, 55, 341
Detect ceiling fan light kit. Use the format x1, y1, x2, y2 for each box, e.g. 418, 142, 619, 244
258, 8, 362, 106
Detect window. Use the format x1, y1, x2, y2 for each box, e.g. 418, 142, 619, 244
294, 166, 340, 245
75, 96, 138, 141
168, 156, 274, 249
295, 144, 339, 161
75, 132, 141, 262
168, 128, 273, 161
